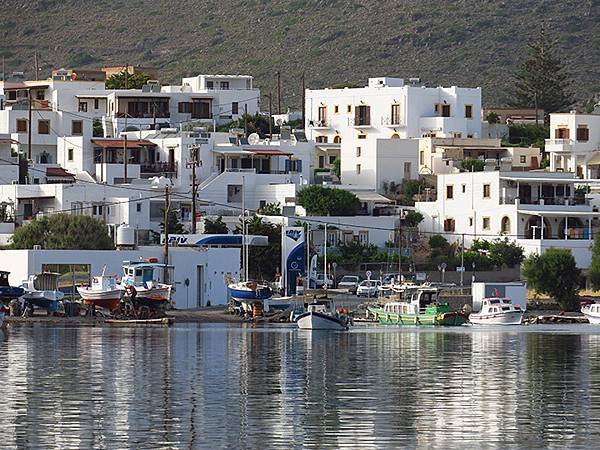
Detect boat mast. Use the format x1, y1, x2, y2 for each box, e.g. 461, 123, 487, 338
241, 176, 246, 282
324, 222, 327, 294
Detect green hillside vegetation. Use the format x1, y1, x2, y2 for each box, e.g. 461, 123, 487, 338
1, 1, 598, 107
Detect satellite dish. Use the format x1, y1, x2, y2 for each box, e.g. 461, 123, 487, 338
247, 133, 260, 145
276, 118, 284, 126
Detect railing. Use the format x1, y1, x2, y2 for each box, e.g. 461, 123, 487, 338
500, 196, 590, 206
545, 139, 575, 146
115, 112, 170, 119
381, 116, 404, 127
141, 163, 177, 174
348, 117, 371, 127
308, 120, 329, 128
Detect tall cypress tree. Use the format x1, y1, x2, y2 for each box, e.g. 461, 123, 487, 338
509, 28, 573, 117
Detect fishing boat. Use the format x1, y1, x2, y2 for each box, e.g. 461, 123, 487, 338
367, 286, 467, 326
228, 280, 272, 300
469, 295, 524, 325
21, 272, 65, 311
581, 303, 600, 324
0, 271, 24, 301
120, 260, 173, 305
296, 301, 351, 330
77, 266, 122, 311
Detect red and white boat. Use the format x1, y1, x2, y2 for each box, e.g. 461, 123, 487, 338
119, 260, 172, 302
469, 296, 524, 325
77, 267, 122, 311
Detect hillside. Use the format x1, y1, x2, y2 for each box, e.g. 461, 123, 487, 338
1, 0, 598, 108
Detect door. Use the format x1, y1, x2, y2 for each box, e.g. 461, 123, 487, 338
441, 104, 451, 117
168, 148, 175, 171
196, 266, 204, 308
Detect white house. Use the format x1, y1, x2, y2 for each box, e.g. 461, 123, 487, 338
305, 77, 482, 191
416, 170, 600, 268
546, 110, 600, 179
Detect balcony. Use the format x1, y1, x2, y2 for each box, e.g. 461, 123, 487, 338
545, 139, 575, 152
141, 162, 177, 176
308, 119, 330, 129
500, 196, 590, 206
381, 116, 404, 128
348, 117, 372, 128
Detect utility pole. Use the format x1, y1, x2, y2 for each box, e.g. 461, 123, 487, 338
244, 104, 248, 136
276, 71, 282, 114
163, 185, 171, 284
34, 51, 39, 81
27, 89, 32, 161
268, 92, 273, 139
186, 145, 201, 233
123, 113, 128, 183
301, 72, 305, 127
1, 55, 5, 81
125, 62, 129, 89
460, 233, 465, 287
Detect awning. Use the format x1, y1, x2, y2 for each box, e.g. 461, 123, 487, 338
500, 175, 582, 183
246, 148, 293, 156
0, 138, 18, 144
212, 148, 253, 156
350, 191, 392, 203
316, 144, 341, 152
519, 209, 600, 217
588, 152, 600, 165
92, 139, 156, 149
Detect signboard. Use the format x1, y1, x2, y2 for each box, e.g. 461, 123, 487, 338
456, 266, 465, 272
281, 227, 305, 296
366, 270, 372, 280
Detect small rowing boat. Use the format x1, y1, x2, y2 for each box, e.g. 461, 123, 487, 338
104, 317, 173, 327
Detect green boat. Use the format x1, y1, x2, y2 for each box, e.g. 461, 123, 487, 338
367, 286, 468, 326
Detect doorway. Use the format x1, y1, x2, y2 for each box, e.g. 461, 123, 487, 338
196, 265, 204, 307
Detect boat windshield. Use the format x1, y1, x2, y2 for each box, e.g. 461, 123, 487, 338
490, 299, 501, 304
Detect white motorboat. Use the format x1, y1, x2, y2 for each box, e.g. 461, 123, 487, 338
296, 302, 350, 330
469, 296, 524, 325
119, 260, 172, 302
581, 303, 600, 324
21, 272, 65, 311
77, 267, 122, 311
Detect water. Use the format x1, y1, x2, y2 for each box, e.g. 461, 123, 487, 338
1, 324, 600, 449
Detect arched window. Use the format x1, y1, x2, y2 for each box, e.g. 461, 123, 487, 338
501, 216, 511, 234
391, 133, 400, 139
333, 135, 342, 144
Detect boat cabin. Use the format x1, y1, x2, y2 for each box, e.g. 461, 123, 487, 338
586, 304, 600, 314
91, 275, 118, 291
384, 287, 442, 314
32, 272, 61, 291
481, 297, 521, 314
122, 261, 172, 287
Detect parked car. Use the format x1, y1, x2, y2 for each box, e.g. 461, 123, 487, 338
337, 275, 361, 294
356, 279, 382, 297
313, 273, 334, 289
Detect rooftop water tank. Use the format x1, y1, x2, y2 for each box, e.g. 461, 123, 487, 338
116, 225, 135, 249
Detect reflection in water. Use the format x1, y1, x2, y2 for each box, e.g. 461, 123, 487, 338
0, 325, 599, 449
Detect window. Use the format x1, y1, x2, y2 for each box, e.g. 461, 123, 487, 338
38, 120, 50, 135
94, 98, 99, 110
520, 155, 527, 164
358, 134, 367, 139
434, 103, 440, 113
16, 119, 27, 133
444, 218, 455, 232
555, 127, 570, 139
446, 185, 454, 199
334, 105, 339, 114
453, 132, 462, 138
467, 134, 473, 138
36, 90, 45, 100
465, 104, 473, 118
78, 102, 88, 112
347, 105, 352, 113
317, 106, 327, 125
391, 104, 401, 124
483, 184, 490, 198
231, 102, 239, 115
356, 164, 361, 174
220, 81, 229, 90
441, 104, 451, 117
329, 155, 336, 165
136, 203, 142, 212
333, 135, 342, 144
71, 120, 83, 135
483, 217, 490, 230
462, 184, 466, 193
403, 162, 411, 179
67, 148, 74, 162
419, 151, 424, 165
318, 155, 325, 168
355, 105, 370, 126
356, 147, 361, 157
178, 102, 191, 113
7, 91, 16, 101
577, 126, 589, 142
206, 81, 214, 89
501, 216, 510, 234
316, 136, 328, 143
469, 217, 473, 227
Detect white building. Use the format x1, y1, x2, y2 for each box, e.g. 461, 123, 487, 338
0, 246, 239, 308
416, 171, 600, 268
546, 111, 600, 178
305, 77, 482, 191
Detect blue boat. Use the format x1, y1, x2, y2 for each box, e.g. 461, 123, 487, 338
0, 271, 24, 301
21, 272, 64, 311
228, 281, 272, 300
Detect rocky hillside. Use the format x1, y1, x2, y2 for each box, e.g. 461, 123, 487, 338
1, 0, 598, 107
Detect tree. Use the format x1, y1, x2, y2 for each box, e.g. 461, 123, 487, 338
160, 209, 185, 234
485, 112, 500, 124
522, 248, 581, 311
488, 238, 525, 268
400, 179, 425, 205
92, 118, 104, 137
297, 185, 360, 216
509, 29, 573, 117
105, 71, 152, 90
403, 211, 424, 227
203, 216, 228, 234
235, 216, 281, 280
11, 214, 114, 250
587, 234, 600, 290
257, 202, 282, 216
332, 158, 341, 178
461, 158, 485, 172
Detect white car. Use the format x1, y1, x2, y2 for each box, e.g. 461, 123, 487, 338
313, 273, 334, 289
337, 276, 361, 294
356, 280, 381, 297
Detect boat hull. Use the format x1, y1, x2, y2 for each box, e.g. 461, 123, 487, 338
296, 311, 348, 330
228, 286, 272, 300
22, 290, 65, 310
0, 286, 25, 300
78, 287, 122, 310
469, 311, 524, 325
582, 307, 600, 324
368, 307, 468, 326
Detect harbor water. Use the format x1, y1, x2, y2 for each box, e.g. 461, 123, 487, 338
1, 323, 600, 449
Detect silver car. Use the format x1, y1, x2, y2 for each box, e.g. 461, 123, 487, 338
337, 275, 361, 294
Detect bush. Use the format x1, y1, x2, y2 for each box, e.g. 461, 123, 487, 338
461, 158, 485, 172
404, 211, 424, 227
297, 186, 360, 216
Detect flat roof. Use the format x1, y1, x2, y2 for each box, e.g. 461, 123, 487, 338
92, 139, 156, 149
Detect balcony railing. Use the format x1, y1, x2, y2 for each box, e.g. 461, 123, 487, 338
348, 117, 371, 127
500, 196, 590, 206
308, 119, 329, 128
141, 163, 177, 174
381, 116, 404, 127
